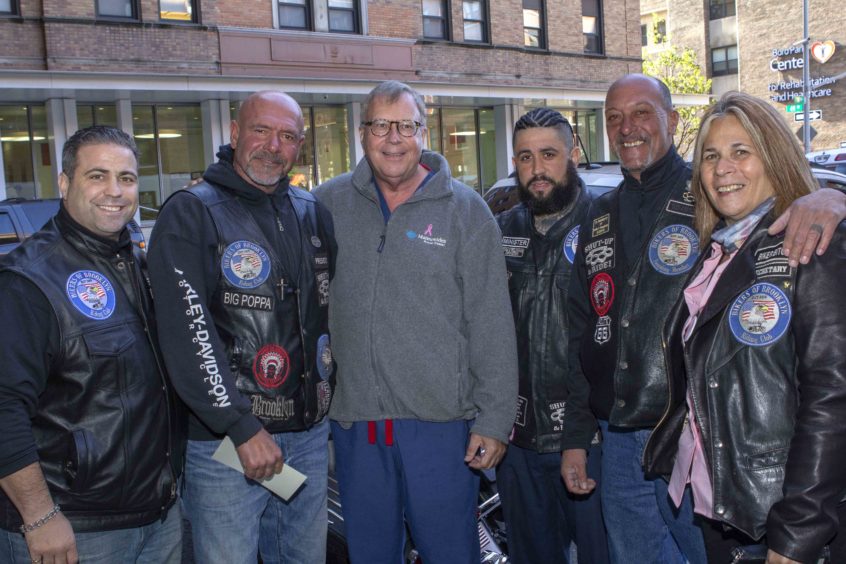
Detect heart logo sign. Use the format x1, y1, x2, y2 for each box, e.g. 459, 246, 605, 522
810, 40, 836, 64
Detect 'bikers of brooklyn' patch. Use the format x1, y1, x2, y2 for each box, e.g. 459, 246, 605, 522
728, 282, 792, 347
221, 241, 271, 289
563, 225, 580, 264
66, 270, 116, 320
648, 224, 699, 275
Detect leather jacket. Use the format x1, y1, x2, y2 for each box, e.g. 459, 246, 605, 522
189, 182, 335, 432
645, 217, 846, 563
576, 165, 698, 427
0, 212, 183, 532
496, 181, 592, 452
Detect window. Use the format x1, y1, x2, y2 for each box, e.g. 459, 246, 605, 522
711, 45, 738, 76
160, 0, 197, 22
423, 0, 449, 40
427, 107, 496, 193
709, 0, 736, 20
328, 0, 358, 32
462, 1, 487, 43
0, 105, 54, 200
582, 0, 603, 54
76, 105, 119, 129
279, 0, 310, 29
97, 0, 138, 19
641, 24, 648, 47
0, 0, 19, 16
523, 0, 545, 49
655, 19, 666, 43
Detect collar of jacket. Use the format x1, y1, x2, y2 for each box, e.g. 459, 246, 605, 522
55, 200, 131, 258
621, 145, 686, 193
204, 144, 292, 204
351, 150, 455, 204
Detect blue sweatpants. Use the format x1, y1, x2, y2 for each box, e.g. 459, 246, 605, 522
331, 419, 480, 564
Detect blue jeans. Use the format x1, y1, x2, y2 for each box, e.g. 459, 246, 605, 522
331, 419, 480, 564
599, 420, 707, 564
0, 502, 181, 563
182, 419, 329, 564
497, 442, 609, 564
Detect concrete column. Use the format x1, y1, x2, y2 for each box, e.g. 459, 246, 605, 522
346, 101, 363, 166
202, 99, 231, 168
116, 99, 134, 137
45, 98, 78, 195
493, 103, 516, 181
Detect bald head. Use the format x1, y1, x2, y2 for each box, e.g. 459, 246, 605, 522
604, 73, 679, 180
230, 91, 305, 193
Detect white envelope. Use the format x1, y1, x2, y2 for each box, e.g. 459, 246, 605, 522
212, 437, 307, 501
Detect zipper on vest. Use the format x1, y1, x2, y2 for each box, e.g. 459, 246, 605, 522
377, 233, 385, 253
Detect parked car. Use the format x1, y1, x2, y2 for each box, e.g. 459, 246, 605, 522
807, 147, 846, 175
0, 198, 145, 257
484, 163, 846, 215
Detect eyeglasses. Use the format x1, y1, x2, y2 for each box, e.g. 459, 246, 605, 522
362, 119, 423, 137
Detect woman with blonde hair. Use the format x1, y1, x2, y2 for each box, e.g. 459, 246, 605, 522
645, 91, 846, 563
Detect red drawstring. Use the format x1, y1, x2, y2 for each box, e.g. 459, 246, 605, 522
366, 420, 394, 446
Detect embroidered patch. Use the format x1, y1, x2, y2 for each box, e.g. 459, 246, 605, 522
728, 283, 792, 347
316, 380, 332, 419
66, 270, 116, 320
594, 315, 611, 344
584, 237, 615, 276
515, 396, 528, 427
592, 214, 610, 237
221, 241, 271, 289
563, 226, 580, 264
502, 236, 530, 258
250, 394, 295, 421
406, 226, 447, 247
316, 334, 333, 381
253, 344, 290, 389
666, 199, 695, 217
222, 290, 273, 311
314, 253, 329, 268
316, 270, 330, 306
549, 401, 566, 431
590, 273, 615, 316
754, 242, 790, 279
311, 235, 322, 248
504, 246, 526, 258
648, 225, 699, 275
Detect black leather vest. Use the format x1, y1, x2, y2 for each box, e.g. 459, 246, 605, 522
579, 168, 699, 427
189, 182, 334, 433
0, 217, 181, 532
497, 186, 592, 452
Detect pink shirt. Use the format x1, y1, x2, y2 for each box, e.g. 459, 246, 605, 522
668, 241, 738, 518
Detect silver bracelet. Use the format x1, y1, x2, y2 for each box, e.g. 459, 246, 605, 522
19, 504, 61, 534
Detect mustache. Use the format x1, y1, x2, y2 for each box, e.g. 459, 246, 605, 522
528, 175, 556, 186
251, 151, 286, 165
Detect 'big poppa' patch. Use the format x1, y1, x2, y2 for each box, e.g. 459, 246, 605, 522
66, 270, 116, 320
728, 282, 792, 347
221, 241, 271, 289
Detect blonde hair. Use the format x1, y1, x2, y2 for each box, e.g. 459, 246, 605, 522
690, 91, 817, 242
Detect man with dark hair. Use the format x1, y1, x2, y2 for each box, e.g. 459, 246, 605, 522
494, 107, 609, 564
147, 91, 336, 563
314, 80, 517, 563
561, 73, 846, 562
0, 125, 184, 563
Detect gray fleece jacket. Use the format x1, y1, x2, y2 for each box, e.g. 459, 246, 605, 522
313, 151, 518, 442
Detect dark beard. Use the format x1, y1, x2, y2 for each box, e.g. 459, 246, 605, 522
517, 160, 580, 216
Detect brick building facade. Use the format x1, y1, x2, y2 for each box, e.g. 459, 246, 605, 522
0, 0, 651, 212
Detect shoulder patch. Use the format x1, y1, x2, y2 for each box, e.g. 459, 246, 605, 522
66, 270, 116, 320
728, 283, 792, 347
221, 241, 271, 289
592, 214, 610, 237
563, 226, 580, 264
648, 225, 699, 275
754, 242, 791, 279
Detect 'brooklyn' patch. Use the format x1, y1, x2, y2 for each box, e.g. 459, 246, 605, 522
221, 241, 271, 289
66, 270, 116, 320
728, 283, 792, 347
317, 334, 333, 381
563, 226, 580, 264
648, 225, 699, 275
253, 344, 291, 389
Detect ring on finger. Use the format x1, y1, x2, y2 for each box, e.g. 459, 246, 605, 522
810, 223, 824, 235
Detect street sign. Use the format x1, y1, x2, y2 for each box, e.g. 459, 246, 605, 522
794, 110, 822, 122
786, 103, 804, 113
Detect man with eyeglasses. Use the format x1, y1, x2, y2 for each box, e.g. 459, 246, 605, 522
313, 80, 517, 563
147, 91, 337, 563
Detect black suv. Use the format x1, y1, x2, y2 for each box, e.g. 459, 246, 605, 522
0, 198, 145, 256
